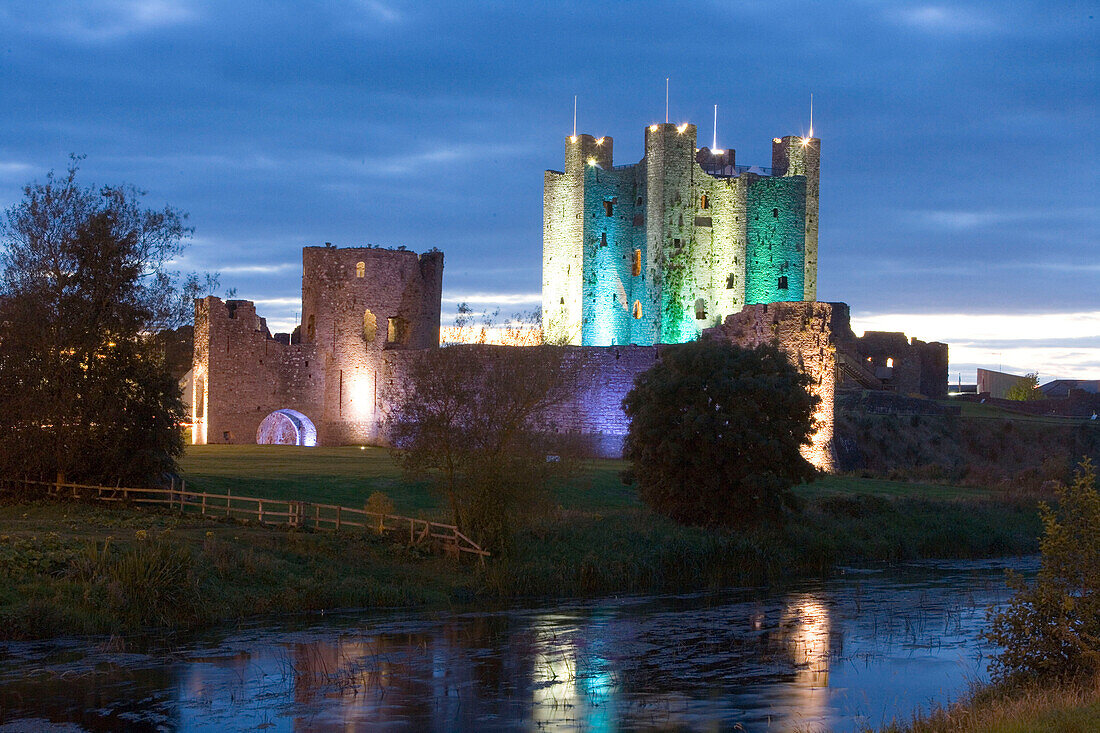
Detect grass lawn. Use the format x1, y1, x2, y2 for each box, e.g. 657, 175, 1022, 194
798, 475, 996, 501
180, 445, 995, 516
179, 445, 445, 516
942, 399, 1094, 425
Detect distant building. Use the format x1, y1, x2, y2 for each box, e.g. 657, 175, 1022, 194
977, 368, 1029, 399
1039, 379, 1100, 398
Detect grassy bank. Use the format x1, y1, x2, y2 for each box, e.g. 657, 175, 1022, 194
837, 402, 1100, 490
875, 676, 1100, 732
0, 446, 1044, 639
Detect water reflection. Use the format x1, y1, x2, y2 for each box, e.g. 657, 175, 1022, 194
0, 558, 1033, 732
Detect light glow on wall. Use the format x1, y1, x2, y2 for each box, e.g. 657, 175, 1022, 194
192, 369, 207, 445
440, 324, 542, 346
348, 373, 375, 418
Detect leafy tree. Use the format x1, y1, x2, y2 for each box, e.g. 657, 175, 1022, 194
986, 459, 1100, 682
622, 338, 819, 527
1006, 372, 1042, 401
388, 344, 579, 552
0, 161, 195, 487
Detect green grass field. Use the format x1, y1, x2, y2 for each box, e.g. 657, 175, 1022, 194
0, 445, 1044, 639
940, 399, 1094, 426
179, 445, 994, 516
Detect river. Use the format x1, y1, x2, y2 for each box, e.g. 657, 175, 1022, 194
0, 557, 1034, 732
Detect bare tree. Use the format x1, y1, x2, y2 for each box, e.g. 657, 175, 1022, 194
388, 344, 580, 552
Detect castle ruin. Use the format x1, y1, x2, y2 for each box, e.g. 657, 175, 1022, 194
191, 246, 442, 446
192, 118, 946, 472
542, 124, 819, 346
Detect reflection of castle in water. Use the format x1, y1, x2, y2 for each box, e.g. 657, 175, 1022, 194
2, 564, 1014, 730
196, 594, 841, 730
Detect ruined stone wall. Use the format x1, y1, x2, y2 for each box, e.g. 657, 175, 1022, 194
708, 301, 839, 471
194, 246, 442, 446
377, 302, 841, 472
192, 297, 323, 445
842, 330, 948, 398
916, 339, 949, 399
380, 344, 663, 459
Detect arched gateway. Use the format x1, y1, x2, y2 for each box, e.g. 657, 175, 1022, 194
256, 409, 318, 446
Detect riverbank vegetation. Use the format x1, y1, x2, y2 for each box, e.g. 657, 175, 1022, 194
876, 676, 1100, 732
0, 446, 1044, 639
875, 458, 1100, 733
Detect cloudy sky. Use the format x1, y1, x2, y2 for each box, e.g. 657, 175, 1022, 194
1, 1, 1096, 383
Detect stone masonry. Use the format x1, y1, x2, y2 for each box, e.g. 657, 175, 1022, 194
542, 123, 819, 347
192, 245, 442, 446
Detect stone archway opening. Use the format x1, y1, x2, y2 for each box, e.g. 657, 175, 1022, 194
256, 409, 318, 446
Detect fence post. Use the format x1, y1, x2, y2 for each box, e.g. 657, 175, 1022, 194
315, 504, 320, 529
227, 489, 232, 518
336, 505, 341, 531
202, 493, 207, 515
258, 500, 264, 524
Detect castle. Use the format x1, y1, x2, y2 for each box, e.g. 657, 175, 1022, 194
191, 246, 442, 447
542, 124, 818, 346
191, 117, 947, 472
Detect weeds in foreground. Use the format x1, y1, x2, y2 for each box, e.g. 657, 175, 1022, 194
869, 675, 1100, 732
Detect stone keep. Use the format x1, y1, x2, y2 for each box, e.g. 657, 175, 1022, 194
542, 124, 819, 346
191, 246, 442, 446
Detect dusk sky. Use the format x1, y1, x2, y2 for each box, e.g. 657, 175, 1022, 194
1, 1, 1096, 383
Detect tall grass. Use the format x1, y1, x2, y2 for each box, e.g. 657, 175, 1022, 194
873, 676, 1100, 732
71, 535, 204, 627
480, 496, 1041, 599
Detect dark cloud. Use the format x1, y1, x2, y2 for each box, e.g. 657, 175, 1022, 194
0, 0, 1096, 339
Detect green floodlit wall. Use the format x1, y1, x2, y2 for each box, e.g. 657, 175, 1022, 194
745, 175, 806, 304
542, 126, 819, 346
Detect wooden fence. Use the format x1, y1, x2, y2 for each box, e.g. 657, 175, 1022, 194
10, 478, 489, 561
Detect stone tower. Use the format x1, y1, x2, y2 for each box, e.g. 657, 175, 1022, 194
542, 122, 820, 346
191, 245, 442, 447
301, 246, 443, 444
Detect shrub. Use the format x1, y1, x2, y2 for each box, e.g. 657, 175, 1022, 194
986, 458, 1100, 681
622, 339, 818, 527
365, 491, 394, 533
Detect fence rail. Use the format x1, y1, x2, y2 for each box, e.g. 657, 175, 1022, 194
9, 479, 489, 561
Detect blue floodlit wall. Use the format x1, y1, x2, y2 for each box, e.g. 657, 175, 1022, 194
745, 175, 806, 304
581, 165, 638, 346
